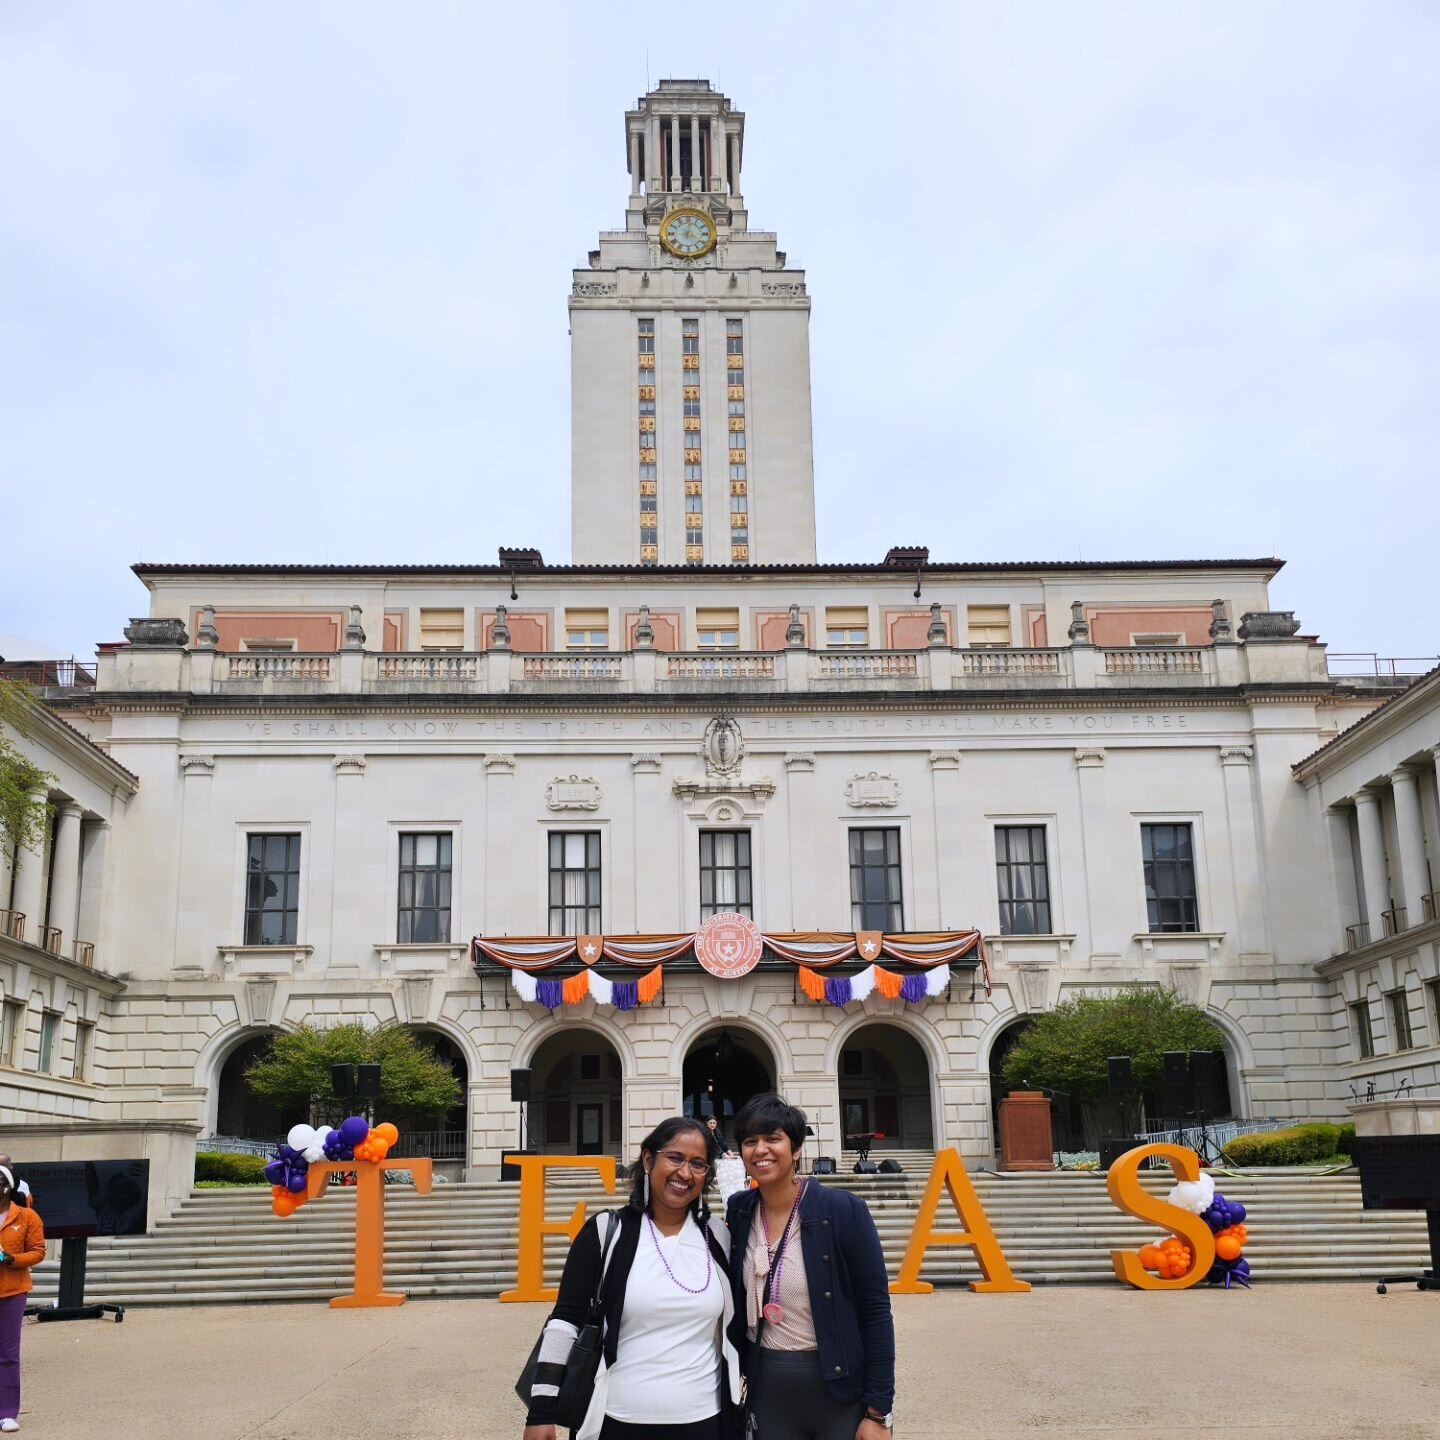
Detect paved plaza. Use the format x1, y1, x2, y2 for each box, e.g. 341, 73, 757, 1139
21, 1286, 1440, 1439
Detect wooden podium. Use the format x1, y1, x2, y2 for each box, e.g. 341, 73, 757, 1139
997, 1090, 1055, 1171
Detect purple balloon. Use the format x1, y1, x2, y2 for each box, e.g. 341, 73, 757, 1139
286, 1171, 307, 1193
336, 1144, 355, 1162
1229, 1201, 1246, 1223
339, 1115, 371, 1146
263, 1160, 286, 1186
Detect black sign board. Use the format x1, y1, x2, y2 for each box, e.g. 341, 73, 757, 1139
16, 1160, 149, 1239
1354, 1136, 1440, 1211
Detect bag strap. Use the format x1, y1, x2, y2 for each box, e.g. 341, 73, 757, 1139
587, 1209, 623, 1323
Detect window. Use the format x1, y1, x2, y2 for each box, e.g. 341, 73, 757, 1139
684, 398, 702, 418
1142, 823, 1199, 933
74, 1020, 93, 1081
1132, 633, 1184, 646
640, 495, 657, 514
639, 398, 656, 416
1351, 1001, 1376, 1060
730, 464, 747, 480
827, 606, 869, 648
967, 604, 1012, 648
686, 527, 704, 546
639, 464, 657, 481
726, 318, 743, 334
1, 1001, 23, 1067
700, 830, 752, 918
398, 833, 452, 944
640, 527, 657, 546
1429, 979, 1440, 1044
245, 833, 301, 945
686, 464, 704, 480
637, 318, 655, 354
849, 828, 903, 931
565, 609, 609, 650
727, 367, 744, 385
697, 608, 740, 648
728, 400, 745, 416
727, 335, 744, 355
38, 1011, 59, 1074
682, 318, 699, 355
729, 430, 746, 449
418, 608, 464, 651
549, 832, 601, 935
686, 495, 704, 513
238, 637, 296, 652
1388, 988, 1414, 1052
995, 826, 1051, 935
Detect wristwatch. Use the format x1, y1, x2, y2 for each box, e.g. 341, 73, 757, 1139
865, 1409, 894, 1430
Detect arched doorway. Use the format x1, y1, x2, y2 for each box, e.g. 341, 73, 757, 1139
682, 1028, 775, 1140
214, 1032, 287, 1141
837, 1024, 934, 1151
530, 1028, 624, 1158
409, 1028, 469, 1162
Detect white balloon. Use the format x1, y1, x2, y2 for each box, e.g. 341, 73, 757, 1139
314, 1126, 333, 1142
302, 1144, 326, 1163
287, 1123, 318, 1151
1166, 1173, 1215, 1215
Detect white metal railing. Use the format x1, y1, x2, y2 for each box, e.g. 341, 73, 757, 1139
199, 1135, 275, 1157
1103, 647, 1204, 676
223, 653, 333, 681
815, 651, 920, 679
665, 653, 777, 680
373, 653, 479, 682
522, 654, 624, 681
1327, 653, 1439, 680
1135, 1117, 1291, 1149
959, 648, 1063, 677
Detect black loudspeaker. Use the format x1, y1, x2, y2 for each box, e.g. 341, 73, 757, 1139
1107, 1055, 1134, 1093
357, 1063, 382, 1098
330, 1063, 355, 1097
853, 1160, 878, 1175
1192, 1050, 1226, 1114
1163, 1051, 1190, 1089
877, 1158, 904, 1174
510, 1068, 533, 1103
811, 1157, 836, 1175
1099, 1137, 1135, 1170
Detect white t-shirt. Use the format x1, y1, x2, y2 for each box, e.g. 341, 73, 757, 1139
604, 1215, 725, 1424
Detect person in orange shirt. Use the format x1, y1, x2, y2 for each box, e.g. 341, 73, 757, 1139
0, 1166, 44, 1433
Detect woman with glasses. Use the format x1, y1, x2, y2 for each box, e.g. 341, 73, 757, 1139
522, 1116, 741, 1440
726, 1094, 895, 1440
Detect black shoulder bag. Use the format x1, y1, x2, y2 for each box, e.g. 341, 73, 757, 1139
516, 1209, 622, 1429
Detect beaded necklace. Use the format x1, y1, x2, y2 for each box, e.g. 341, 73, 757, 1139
754, 1178, 806, 1324
645, 1213, 713, 1295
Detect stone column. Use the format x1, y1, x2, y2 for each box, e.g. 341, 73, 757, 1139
689, 114, 700, 190
484, 756, 518, 933
648, 112, 661, 192
9, 791, 50, 940
1218, 746, 1268, 958
709, 115, 721, 190
630, 755, 664, 930
1389, 768, 1429, 928
1073, 749, 1119, 961
1324, 804, 1361, 936
46, 802, 84, 952
785, 754, 816, 930
1352, 790, 1390, 938
928, 751, 962, 930
628, 128, 640, 195
670, 115, 680, 191
175, 756, 217, 971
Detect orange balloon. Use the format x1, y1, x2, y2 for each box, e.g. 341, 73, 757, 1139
273, 1194, 298, 1217
271, 1185, 289, 1201
371, 1138, 391, 1160
374, 1122, 399, 1145
1215, 1235, 1242, 1262
1138, 1244, 1162, 1270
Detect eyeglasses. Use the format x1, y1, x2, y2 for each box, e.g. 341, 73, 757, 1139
657, 1150, 711, 1177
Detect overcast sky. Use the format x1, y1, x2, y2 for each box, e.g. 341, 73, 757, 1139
2, 2, 1436, 662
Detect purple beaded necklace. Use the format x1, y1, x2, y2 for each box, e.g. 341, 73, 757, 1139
756, 1179, 806, 1324
645, 1214, 713, 1295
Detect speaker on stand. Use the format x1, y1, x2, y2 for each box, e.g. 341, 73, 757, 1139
504, 1068, 533, 1181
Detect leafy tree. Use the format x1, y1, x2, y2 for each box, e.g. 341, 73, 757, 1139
0, 678, 55, 862
1000, 986, 1226, 1146
244, 1022, 462, 1131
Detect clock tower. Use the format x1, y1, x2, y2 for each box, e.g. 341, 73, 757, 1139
570, 79, 817, 566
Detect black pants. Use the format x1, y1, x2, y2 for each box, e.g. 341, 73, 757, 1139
599, 1415, 721, 1439
748, 1350, 866, 1440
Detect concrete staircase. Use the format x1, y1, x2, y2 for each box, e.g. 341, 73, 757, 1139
27, 1165, 1431, 1308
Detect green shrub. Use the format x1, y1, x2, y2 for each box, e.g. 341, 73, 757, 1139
1223, 1122, 1349, 1167
1335, 1122, 1356, 1158
195, 1151, 270, 1185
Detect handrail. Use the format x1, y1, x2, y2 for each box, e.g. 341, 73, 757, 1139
39, 925, 63, 955
0, 911, 24, 942
73, 940, 95, 967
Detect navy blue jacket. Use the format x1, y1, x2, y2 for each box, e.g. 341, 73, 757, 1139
726, 1181, 895, 1413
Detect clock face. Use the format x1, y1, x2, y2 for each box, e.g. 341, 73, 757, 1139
661, 208, 716, 259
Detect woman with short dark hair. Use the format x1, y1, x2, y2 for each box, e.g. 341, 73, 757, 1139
726, 1094, 895, 1440
522, 1116, 741, 1440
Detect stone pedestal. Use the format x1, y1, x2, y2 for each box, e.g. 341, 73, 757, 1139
1351, 1099, 1440, 1137
998, 1090, 1055, 1171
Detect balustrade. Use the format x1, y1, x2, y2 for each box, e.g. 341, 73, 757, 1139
223, 653, 333, 682
73, 940, 95, 968
372, 653, 479, 683
959, 649, 1062, 677
39, 925, 62, 955
814, 651, 920, 679
521, 655, 625, 681
1103, 647, 1204, 676
665, 653, 777, 680
0, 911, 23, 942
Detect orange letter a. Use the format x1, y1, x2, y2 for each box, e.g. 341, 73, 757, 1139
891, 1147, 1029, 1294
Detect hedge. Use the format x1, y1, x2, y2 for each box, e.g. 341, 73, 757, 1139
195, 1151, 270, 1185
1223, 1122, 1354, 1167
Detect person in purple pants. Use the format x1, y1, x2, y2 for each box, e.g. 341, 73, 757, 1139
0, 1166, 45, 1433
